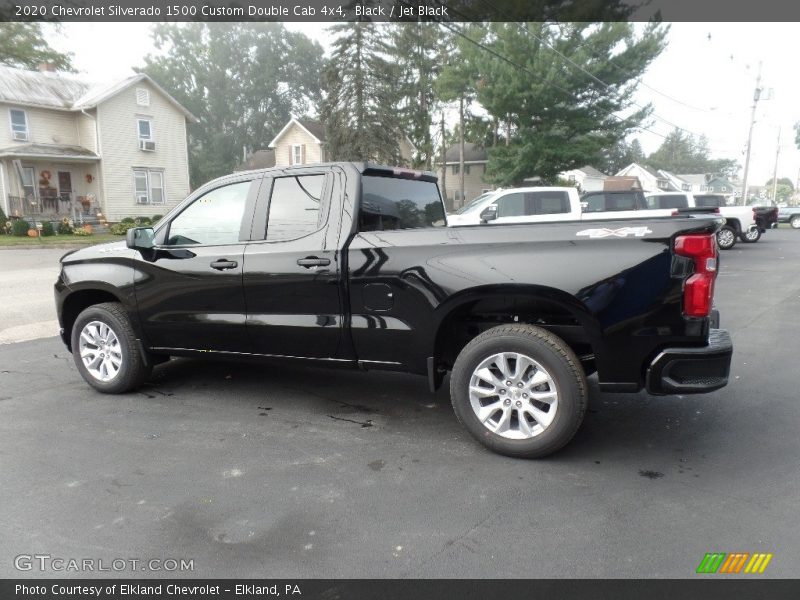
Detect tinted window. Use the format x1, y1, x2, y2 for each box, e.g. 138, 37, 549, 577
497, 193, 526, 217
495, 191, 569, 217
695, 195, 724, 208
582, 192, 638, 212
359, 176, 445, 231
167, 181, 251, 246
648, 194, 688, 209
266, 175, 326, 242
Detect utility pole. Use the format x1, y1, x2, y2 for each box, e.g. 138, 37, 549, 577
739, 61, 762, 206
770, 127, 781, 202
439, 111, 447, 208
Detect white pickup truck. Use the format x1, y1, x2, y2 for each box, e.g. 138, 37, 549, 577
447, 187, 753, 250
645, 192, 759, 249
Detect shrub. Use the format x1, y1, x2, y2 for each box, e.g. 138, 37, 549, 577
110, 222, 134, 235
151, 214, 163, 223
57, 218, 73, 235
0, 206, 6, 224
134, 216, 152, 226
40, 221, 55, 237
72, 228, 93, 236
12, 219, 30, 237
121, 217, 135, 224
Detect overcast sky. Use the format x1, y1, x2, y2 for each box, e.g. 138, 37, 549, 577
47, 22, 800, 184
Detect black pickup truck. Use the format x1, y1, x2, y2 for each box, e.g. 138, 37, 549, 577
55, 163, 733, 458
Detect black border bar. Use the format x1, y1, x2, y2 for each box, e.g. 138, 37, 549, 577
3, 579, 800, 600
1, 0, 800, 22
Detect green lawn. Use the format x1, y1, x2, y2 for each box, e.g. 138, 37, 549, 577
0, 233, 121, 247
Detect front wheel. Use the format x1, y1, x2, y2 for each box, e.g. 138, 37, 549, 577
791, 215, 800, 229
450, 324, 587, 458
717, 226, 737, 250
740, 227, 761, 243
70, 302, 152, 393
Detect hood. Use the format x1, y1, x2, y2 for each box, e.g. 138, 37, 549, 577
60, 240, 132, 263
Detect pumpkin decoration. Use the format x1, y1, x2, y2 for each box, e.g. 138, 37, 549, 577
86, 173, 93, 183
82, 223, 93, 234
40, 170, 51, 180
27, 228, 38, 237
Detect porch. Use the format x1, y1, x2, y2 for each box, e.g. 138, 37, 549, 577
0, 145, 101, 224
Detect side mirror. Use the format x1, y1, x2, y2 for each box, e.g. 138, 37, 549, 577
480, 204, 498, 223
126, 226, 155, 250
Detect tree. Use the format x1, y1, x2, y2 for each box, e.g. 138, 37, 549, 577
321, 22, 403, 165
647, 128, 739, 177
435, 25, 480, 203
0, 23, 73, 71
602, 138, 645, 174
462, 22, 667, 186
141, 23, 323, 187
765, 177, 794, 203
389, 23, 441, 169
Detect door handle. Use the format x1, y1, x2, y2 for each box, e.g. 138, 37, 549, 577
297, 256, 331, 268
210, 259, 238, 270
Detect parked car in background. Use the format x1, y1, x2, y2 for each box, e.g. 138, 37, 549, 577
446, 187, 582, 226
744, 198, 780, 234
646, 192, 759, 249
778, 205, 800, 229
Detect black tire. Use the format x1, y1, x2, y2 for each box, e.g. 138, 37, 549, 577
716, 226, 737, 250
740, 227, 761, 243
450, 324, 588, 459
791, 215, 800, 229
70, 302, 152, 393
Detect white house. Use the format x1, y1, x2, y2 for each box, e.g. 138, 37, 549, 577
558, 165, 607, 192
0, 64, 195, 222
254, 116, 416, 170
615, 163, 675, 194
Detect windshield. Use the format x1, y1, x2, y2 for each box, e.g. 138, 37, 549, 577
454, 191, 498, 215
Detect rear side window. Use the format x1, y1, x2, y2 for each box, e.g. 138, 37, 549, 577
648, 194, 688, 209
359, 176, 445, 231
582, 192, 638, 212
266, 175, 326, 242
695, 195, 724, 208
496, 191, 570, 217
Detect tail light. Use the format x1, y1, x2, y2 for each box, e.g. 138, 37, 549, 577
674, 233, 717, 317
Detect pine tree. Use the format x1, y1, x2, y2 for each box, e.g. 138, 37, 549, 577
321, 22, 403, 164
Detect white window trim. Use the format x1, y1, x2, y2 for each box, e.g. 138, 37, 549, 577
9, 108, 29, 141
132, 168, 166, 205
136, 118, 153, 141
291, 144, 302, 166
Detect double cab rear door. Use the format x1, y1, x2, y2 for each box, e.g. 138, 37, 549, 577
134, 167, 346, 360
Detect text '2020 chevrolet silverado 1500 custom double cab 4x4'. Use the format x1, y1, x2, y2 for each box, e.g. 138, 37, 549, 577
55, 163, 733, 458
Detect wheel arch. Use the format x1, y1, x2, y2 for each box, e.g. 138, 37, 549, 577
60, 286, 128, 351
429, 284, 602, 379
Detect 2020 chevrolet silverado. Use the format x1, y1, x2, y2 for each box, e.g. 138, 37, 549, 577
55, 163, 733, 458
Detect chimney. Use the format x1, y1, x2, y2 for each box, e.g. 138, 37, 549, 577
37, 62, 56, 73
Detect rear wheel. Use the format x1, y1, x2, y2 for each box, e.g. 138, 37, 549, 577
741, 227, 761, 243
71, 302, 151, 393
791, 215, 800, 229
717, 226, 737, 250
450, 324, 587, 458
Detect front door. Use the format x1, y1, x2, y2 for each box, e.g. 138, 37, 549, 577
57, 170, 73, 215
243, 171, 343, 359
134, 176, 260, 353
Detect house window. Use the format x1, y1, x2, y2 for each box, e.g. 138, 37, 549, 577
137, 119, 152, 141
291, 144, 303, 165
464, 165, 471, 175
133, 169, 166, 205
136, 88, 150, 107
721, 186, 727, 192
452, 165, 459, 175
20, 166, 35, 198
9, 109, 28, 141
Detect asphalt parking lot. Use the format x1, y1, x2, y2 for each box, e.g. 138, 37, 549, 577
1, 229, 798, 579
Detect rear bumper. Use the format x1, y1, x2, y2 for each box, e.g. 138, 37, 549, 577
645, 329, 733, 395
